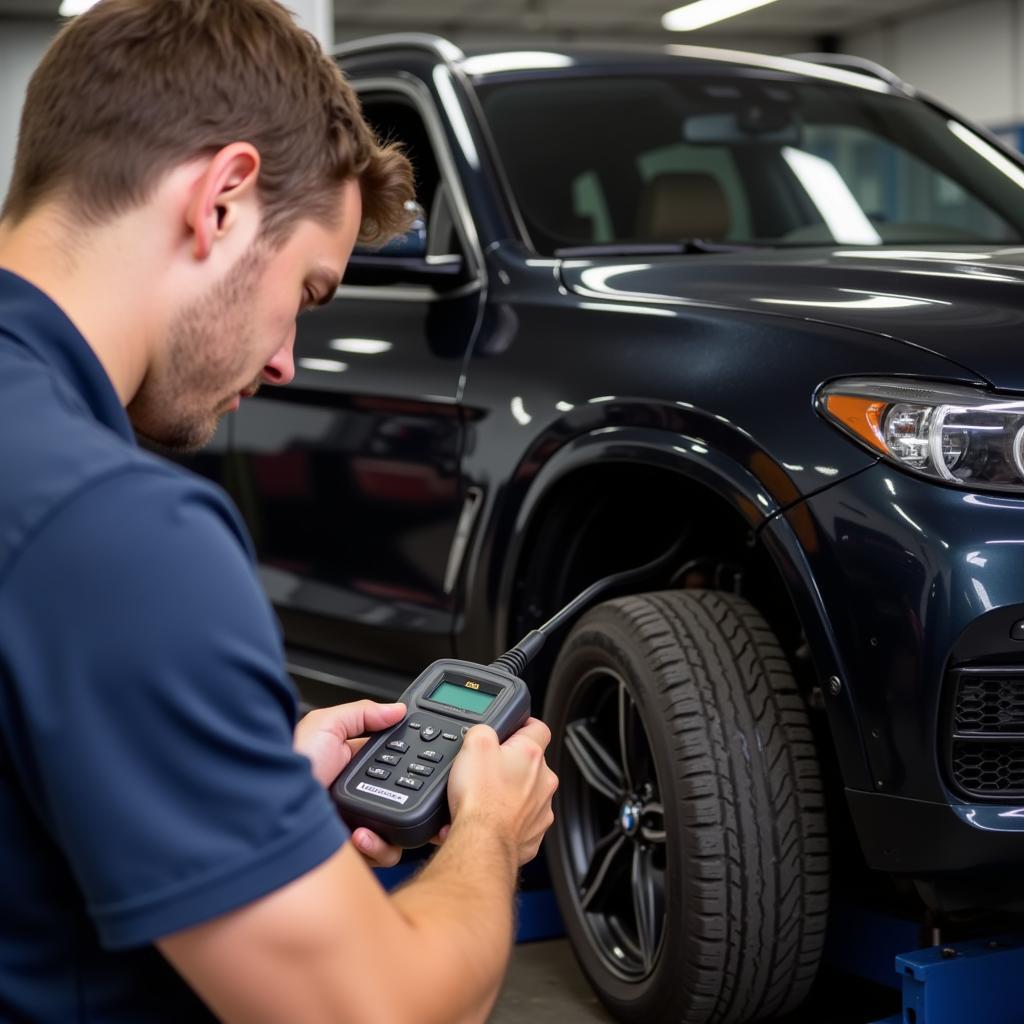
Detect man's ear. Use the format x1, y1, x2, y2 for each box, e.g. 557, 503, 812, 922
185, 143, 261, 261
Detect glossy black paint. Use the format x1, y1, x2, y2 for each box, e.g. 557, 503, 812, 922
182, 39, 1024, 895
230, 278, 481, 674
561, 248, 1024, 390
766, 464, 1024, 885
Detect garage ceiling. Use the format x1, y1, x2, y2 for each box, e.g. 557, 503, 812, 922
0, 0, 971, 44
332, 0, 964, 42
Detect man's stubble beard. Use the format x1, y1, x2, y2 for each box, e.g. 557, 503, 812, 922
128, 242, 269, 454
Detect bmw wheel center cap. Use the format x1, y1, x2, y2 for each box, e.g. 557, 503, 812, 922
619, 799, 641, 837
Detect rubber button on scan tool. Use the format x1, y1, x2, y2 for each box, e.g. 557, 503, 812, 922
419, 749, 443, 763
408, 721, 423, 730
420, 726, 440, 741
366, 766, 391, 780
376, 753, 401, 766
386, 740, 409, 753
441, 732, 458, 742
397, 776, 423, 790
408, 762, 434, 776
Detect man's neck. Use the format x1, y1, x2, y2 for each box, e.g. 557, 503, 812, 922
0, 207, 156, 405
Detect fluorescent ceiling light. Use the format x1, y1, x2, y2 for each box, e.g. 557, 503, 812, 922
781, 147, 881, 245
59, 0, 99, 15
663, 0, 781, 32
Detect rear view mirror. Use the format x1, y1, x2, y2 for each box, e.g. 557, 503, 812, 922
683, 106, 801, 145
342, 197, 469, 288
342, 252, 463, 287
353, 200, 427, 259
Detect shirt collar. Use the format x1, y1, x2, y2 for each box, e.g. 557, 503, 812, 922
0, 269, 135, 444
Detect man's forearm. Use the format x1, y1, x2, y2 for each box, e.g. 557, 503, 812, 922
391, 814, 519, 1024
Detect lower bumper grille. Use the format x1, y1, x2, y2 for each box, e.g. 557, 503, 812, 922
949, 667, 1024, 799
952, 741, 1024, 796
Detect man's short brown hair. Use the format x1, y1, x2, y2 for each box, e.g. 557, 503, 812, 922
2, 0, 413, 245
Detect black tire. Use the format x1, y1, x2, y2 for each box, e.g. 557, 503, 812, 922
544, 590, 829, 1024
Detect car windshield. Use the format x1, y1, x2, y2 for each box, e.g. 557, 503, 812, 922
475, 70, 1024, 255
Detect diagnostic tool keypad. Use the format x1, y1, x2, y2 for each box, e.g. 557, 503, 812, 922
332, 658, 530, 847
354, 714, 460, 813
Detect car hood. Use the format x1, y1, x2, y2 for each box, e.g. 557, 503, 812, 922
561, 245, 1024, 390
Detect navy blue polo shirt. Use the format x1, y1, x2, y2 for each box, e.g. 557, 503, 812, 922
0, 270, 349, 1021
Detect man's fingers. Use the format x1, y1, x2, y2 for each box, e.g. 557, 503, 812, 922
352, 828, 402, 868
428, 824, 451, 846
305, 700, 406, 742
359, 700, 407, 734
460, 723, 499, 751
505, 717, 551, 752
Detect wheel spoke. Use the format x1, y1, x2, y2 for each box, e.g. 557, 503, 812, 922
579, 829, 630, 913
617, 682, 636, 792
640, 800, 666, 844
565, 719, 625, 802
631, 844, 664, 971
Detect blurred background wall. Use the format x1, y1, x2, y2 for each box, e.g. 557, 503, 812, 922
2, 0, 1023, 203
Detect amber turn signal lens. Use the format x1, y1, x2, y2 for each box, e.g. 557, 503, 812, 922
824, 394, 889, 454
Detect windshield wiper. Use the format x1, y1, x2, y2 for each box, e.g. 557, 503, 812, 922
553, 239, 759, 258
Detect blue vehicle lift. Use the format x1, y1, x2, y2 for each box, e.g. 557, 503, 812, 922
826, 904, 1024, 1024
871, 935, 1024, 1024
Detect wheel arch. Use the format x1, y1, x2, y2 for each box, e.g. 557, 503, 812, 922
495, 426, 874, 792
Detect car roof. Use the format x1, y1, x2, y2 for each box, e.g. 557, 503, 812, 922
455, 44, 897, 94
331, 33, 902, 96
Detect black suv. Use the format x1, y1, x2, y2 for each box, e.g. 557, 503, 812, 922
187, 35, 1024, 1024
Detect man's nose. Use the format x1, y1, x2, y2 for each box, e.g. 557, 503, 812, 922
261, 334, 296, 386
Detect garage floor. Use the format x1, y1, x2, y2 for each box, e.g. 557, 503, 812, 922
489, 939, 901, 1024
491, 939, 612, 1023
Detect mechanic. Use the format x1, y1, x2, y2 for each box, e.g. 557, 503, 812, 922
0, 2, 557, 1022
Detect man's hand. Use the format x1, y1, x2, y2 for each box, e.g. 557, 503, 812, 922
164, 712, 556, 1024
294, 699, 406, 867
447, 717, 557, 866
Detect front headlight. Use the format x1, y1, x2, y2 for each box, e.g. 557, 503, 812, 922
819, 378, 1024, 493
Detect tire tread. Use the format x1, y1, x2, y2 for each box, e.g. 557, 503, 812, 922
550, 589, 828, 1024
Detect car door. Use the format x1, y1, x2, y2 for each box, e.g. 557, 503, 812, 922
228, 78, 486, 691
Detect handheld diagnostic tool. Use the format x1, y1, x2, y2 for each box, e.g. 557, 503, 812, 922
331, 660, 530, 847
330, 538, 687, 848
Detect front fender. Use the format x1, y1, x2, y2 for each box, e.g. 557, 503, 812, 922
493, 423, 783, 657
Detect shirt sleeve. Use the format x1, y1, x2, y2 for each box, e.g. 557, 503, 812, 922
0, 465, 348, 950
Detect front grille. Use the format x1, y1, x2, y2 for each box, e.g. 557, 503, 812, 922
952, 741, 1024, 796
956, 675, 1024, 733
948, 667, 1024, 799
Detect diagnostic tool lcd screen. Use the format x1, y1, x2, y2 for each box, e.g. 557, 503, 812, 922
429, 680, 496, 714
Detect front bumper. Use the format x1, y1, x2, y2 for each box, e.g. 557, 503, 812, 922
763, 463, 1024, 888
845, 790, 1024, 909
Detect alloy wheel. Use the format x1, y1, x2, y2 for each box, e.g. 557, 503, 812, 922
558, 666, 668, 981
